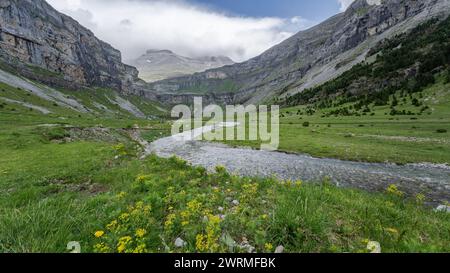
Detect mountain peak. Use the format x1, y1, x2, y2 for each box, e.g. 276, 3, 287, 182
145, 49, 174, 55
348, 0, 382, 11
131, 50, 234, 82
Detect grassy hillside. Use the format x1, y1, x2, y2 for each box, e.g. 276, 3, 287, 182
285, 17, 450, 107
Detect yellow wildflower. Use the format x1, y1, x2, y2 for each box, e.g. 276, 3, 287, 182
107, 220, 118, 231
196, 234, 207, 252
265, 243, 274, 251
133, 244, 147, 253
135, 228, 147, 238
117, 236, 132, 253
165, 213, 176, 229
119, 213, 130, 222
94, 230, 105, 238
386, 184, 404, 197
136, 174, 151, 183
187, 200, 202, 213
117, 243, 126, 253
94, 243, 110, 253
116, 191, 127, 199
415, 194, 425, 204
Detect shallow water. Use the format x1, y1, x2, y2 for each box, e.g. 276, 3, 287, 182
145, 124, 450, 205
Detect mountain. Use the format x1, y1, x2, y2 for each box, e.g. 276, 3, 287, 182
145, 0, 450, 105
285, 15, 450, 108
131, 50, 234, 83
0, 0, 143, 94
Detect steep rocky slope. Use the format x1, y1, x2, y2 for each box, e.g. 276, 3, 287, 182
285, 15, 450, 108
131, 49, 234, 83
145, 0, 450, 105
0, 0, 143, 94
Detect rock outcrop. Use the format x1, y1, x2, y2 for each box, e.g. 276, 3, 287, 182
145, 0, 450, 105
0, 0, 143, 93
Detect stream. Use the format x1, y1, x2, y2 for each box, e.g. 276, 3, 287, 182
143, 123, 450, 206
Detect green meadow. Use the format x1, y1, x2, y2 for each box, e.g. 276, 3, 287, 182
1, 78, 449, 253
218, 78, 450, 164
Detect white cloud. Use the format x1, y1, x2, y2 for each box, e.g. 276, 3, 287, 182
46, 0, 315, 63
337, 0, 356, 12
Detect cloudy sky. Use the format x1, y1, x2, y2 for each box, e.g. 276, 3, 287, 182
46, 0, 355, 63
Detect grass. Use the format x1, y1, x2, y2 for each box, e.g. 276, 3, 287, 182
0, 111, 449, 253
0, 72, 449, 253
218, 79, 450, 164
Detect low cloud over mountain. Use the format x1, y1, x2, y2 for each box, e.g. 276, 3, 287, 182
47, 0, 315, 62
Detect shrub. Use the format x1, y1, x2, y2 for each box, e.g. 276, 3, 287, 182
302, 122, 310, 127
45, 127, 70, 141
412, 98, 421, 107
436, 129, 447, 133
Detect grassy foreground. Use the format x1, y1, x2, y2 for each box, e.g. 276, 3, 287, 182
0, 119, 449, 253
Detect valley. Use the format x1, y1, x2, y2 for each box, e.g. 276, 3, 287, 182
0, 0, 449, 254
1, 96, 449, 253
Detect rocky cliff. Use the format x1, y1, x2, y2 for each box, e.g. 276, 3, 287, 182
0, 0, 143, 93
146, 0, 450, 105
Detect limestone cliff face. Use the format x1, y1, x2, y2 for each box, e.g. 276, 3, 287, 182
0, 0, 142, 93
146, 0, 450, 104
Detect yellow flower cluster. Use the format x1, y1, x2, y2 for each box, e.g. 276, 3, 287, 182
241, 183, 259, 203
117, 236, 132, 253
386, 184, 404, 197
94, 242, 110, 253
116, 191, 127, 199
165, 213, 176, 230
415, 193, 425, 204
196, 214, 222, 252
93, 200, 152, 253
107, 220, 118, 231
264, 243, 274, 252
94, 230, 105, 238
283, 180, 303, 188
187, 200, 202, 213
136, 174, 151, 183
135, 228, 147, 238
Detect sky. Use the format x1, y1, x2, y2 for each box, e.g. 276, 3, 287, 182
46, 0, 356, 63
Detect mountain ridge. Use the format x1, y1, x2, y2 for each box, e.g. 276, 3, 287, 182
144, 0, 450, 105
130, 49, 234, 83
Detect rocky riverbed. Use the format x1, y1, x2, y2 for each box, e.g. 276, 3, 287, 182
142, 124, 450, 206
